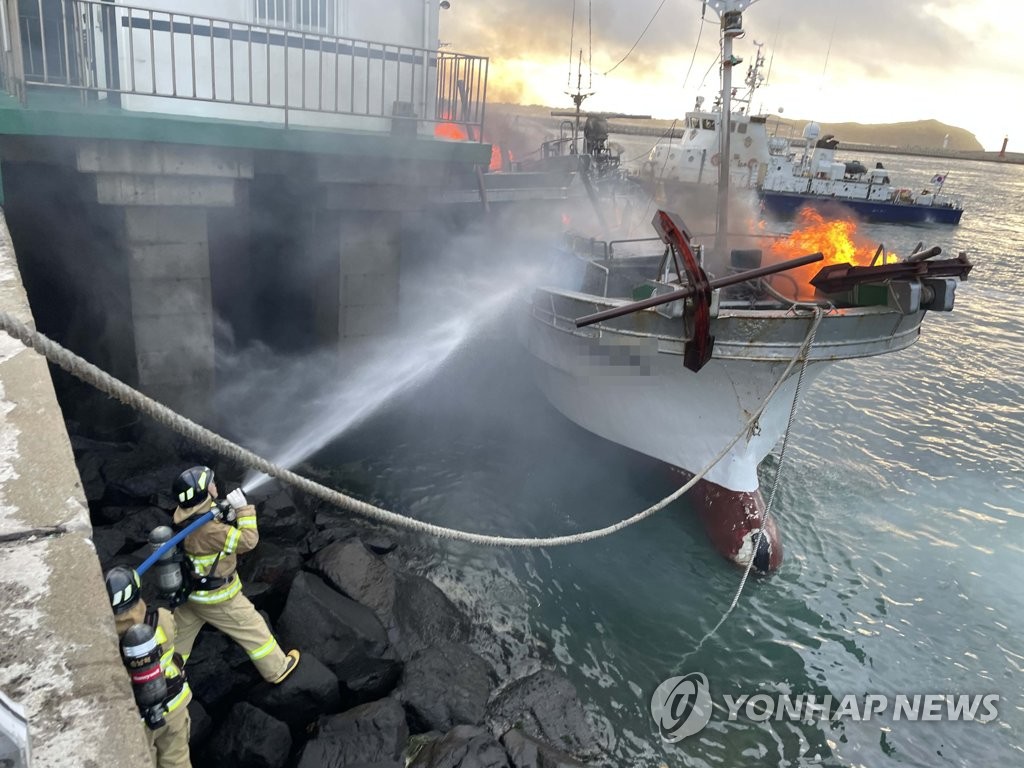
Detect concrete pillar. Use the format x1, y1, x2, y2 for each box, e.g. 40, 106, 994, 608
76, 141, 253, 422
329, 211, 401, 342
123, 206, 215, 419
312, 157, 428, 347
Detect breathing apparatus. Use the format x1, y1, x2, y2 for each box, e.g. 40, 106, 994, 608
119, 623, 168, 730
147, 526, 190, 607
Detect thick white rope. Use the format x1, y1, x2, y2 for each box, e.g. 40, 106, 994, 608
0, 308, 820, 548
681, 305, 823, 663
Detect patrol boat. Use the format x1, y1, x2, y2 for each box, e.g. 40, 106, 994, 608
635, 39, 780, 229
521, 0, 973, 572
759, 124, 965, 224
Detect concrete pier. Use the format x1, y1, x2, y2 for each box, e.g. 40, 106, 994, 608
0, 211, 154, 767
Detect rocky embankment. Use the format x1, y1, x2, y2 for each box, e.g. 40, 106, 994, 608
77, 425, 608, 768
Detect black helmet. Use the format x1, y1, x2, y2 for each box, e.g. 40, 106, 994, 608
172, 466, 214, 508
105, 566, 141, 614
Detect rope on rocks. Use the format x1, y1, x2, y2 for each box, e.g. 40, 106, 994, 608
0, 308, 821, 548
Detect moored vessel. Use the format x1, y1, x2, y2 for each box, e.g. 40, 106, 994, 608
522, 0, 973, 572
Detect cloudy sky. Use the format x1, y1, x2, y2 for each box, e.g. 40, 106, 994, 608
442, 0, 1019, 151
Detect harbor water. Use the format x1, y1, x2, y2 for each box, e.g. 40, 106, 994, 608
309, 154, 1024, 767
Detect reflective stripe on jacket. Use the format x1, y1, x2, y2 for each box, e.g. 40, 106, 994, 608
153, 607, 191, 713
172, 497, 259, 586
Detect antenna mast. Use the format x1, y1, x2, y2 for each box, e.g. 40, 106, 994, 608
705, 0, 755, 257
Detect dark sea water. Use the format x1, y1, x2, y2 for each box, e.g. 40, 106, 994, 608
312, 154, 1024, 767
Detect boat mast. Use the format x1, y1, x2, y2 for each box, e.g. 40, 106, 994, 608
706, 0, 754, 256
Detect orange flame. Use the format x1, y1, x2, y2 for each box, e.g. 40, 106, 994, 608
489, 144, 503, 171
434, 122, 469, 141
764, 208, 897, 300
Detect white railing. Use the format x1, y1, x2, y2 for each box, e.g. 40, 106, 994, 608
1, 0, 487, 137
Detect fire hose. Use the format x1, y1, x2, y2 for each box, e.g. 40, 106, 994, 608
135, 510, 215, 577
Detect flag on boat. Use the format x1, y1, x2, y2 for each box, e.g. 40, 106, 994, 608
930, 173, 946, 184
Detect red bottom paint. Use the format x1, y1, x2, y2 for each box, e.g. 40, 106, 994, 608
692, 478, 782, 573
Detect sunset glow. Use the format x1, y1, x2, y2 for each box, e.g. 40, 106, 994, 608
443, 0, 1019, 151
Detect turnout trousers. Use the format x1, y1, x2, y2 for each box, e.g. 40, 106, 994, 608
174, 586, 288, 683
148, 704, 192, 768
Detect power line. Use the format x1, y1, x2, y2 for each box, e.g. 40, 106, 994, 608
567, 0, 576, 88
680, 5, 707, 92
602, 0, 669, 76
588, 0, 593, 89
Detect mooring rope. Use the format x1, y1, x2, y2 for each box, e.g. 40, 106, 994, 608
680, 304, 823, 663
0, 308, 821, 548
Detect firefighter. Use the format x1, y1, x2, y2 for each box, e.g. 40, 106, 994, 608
170, 466, 300, 684
105, 566, 192, 768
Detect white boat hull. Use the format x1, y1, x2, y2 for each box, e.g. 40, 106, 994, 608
524, 291, 925, 492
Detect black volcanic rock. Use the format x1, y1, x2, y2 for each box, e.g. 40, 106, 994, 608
237, 540, 303, 616
407, 725, 510, 768
297, 698, 408, 768
277, 573, 400, 703
203, 701, 291, 768
501, 729, 588, 768
248, 652, 342, 729
486, 671, 599, 759
396, 644, 494, 732
92, 526, 126, 565
310, 539, 397, 620
391, 572, 471, 658
118, 506, 171, 547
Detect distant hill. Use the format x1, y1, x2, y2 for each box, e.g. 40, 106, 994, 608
772, 118, 983, 152
484, 103, 984, 153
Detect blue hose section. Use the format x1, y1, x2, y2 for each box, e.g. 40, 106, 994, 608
136, 510, 215, 576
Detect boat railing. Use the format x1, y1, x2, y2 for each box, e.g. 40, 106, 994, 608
565, 234, 663, 260
0, 0, 488, 137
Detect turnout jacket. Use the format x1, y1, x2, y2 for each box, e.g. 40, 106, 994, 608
172, 496, 259, 582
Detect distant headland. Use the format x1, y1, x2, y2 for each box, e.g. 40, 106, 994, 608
485, 104, 1022, 165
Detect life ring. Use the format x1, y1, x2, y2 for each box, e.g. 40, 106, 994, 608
747, 158, 758, 170
744, 136, 753, 148
710, 153, 720, 167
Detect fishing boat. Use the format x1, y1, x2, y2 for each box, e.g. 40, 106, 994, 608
759, 125, 965, 224
522, 0, 973, 572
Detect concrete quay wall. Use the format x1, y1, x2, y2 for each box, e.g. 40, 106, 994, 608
0, 211, 153, 767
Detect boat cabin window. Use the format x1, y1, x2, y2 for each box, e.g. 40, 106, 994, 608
701, 118, 716, 130
687, 117, 700, 129
737, 123, 747, 134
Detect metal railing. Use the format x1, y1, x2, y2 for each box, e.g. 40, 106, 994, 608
0, 0, 487, 137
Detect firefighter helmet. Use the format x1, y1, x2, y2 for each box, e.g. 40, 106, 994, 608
172, 466, 214, 508
105, 566, 142, 614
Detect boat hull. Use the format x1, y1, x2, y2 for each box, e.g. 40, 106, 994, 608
760, 190, 964, 224
525, 291, 924, 492
524, 290, 926, 570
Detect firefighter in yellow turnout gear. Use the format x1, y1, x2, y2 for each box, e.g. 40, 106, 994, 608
105, 566, 193, 768
170, 466, 300, 684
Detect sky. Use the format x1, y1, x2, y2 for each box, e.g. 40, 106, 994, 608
441, 0, 1021, 151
